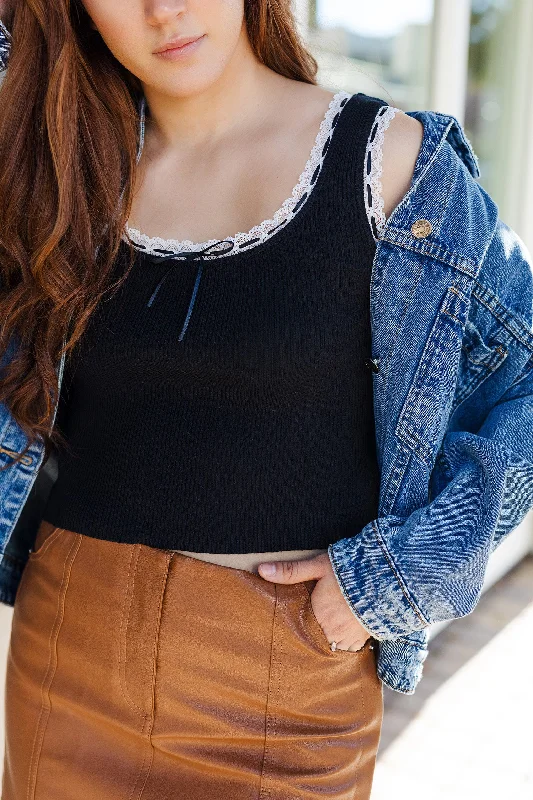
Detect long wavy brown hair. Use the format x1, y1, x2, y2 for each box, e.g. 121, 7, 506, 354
0, 0, 318, 469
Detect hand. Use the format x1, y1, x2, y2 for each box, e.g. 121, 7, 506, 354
258, 553, 373, 652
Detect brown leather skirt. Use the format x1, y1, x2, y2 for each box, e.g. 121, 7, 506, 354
3, 520, 383, 799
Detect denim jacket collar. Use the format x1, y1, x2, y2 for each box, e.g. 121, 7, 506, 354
408, 108, 480, 182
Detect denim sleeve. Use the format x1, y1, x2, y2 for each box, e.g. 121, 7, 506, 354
0, 18, 12, 72
328, 223, 533, 641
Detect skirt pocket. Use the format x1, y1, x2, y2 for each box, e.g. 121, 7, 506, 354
300, 578, 376, 658
29, 520, 67, 561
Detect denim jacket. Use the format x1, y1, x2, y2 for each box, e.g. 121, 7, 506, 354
1, 23, 533, 695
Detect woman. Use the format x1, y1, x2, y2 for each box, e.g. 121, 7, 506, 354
1, 1, 533, 799
0, 2, 420, 796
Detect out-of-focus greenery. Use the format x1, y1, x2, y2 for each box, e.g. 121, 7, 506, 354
468, 0, 512, 81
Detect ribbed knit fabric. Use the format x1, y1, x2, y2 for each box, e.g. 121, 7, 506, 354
42, 92, 387, 552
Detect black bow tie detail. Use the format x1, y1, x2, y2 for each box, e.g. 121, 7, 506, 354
144, 238, 236, 341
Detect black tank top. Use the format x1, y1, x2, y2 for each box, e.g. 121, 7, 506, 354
42, 92, 385, 552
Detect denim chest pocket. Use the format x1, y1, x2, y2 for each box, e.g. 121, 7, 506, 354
452, 318, 508, 410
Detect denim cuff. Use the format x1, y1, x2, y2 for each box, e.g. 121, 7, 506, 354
328, 518, 429, 640
376, 635, 430, 694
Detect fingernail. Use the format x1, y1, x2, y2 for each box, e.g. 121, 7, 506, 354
259, 563, 276, 576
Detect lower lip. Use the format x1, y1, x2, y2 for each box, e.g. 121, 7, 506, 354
155, 35, 205, 60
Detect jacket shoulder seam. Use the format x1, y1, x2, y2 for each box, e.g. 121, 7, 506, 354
380, 228, 478, 276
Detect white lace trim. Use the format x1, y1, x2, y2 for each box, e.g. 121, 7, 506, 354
364, 104, 401, 241
124, 90, 352, 258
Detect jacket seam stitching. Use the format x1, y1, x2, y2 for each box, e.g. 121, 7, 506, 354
406, 116, 457, 192
471, 281, 533, 351
372, 520, 430, 627
379, 233, 478, 274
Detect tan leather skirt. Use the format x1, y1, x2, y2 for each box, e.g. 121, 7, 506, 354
3, 520, 384, 799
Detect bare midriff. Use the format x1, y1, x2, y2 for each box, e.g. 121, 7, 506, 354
171, 548, 328, 575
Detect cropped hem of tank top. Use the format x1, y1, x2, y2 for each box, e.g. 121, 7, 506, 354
42, 91, 398, 553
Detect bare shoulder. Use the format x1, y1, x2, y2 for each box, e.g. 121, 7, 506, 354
275, 79, 338, 133
284, 80, 337, 108
380, 109, 424, 221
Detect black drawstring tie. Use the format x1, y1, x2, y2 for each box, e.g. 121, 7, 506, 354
144, 238, 235, 341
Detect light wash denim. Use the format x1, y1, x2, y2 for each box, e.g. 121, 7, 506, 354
1, 23, 532, 694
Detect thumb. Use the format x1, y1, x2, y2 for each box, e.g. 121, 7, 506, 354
257, 554, 327, 583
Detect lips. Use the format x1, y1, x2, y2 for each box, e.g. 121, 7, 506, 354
154, 35, 203, 54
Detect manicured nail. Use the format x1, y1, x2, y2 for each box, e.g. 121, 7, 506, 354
259, 563, 276, 575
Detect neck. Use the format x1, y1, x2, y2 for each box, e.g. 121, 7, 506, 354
139, 37, 281, 151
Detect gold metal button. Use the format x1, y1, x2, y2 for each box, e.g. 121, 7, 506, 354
411, 219, 433, 238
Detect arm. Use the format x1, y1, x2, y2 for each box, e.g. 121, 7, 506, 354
380, 109, 424, 221
363, 105, 424, 240
328, 217, 533, 639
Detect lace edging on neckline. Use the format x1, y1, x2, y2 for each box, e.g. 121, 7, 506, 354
124, 90, 352, 258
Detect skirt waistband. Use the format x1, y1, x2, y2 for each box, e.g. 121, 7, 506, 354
34, 522, 327, 574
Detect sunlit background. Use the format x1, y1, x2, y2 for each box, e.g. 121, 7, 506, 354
292, 1, 533, 797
